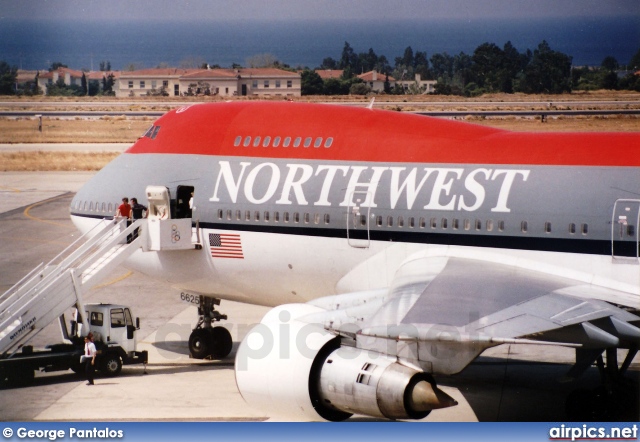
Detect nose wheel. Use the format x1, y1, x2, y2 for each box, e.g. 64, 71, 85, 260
188, 296, 233, 359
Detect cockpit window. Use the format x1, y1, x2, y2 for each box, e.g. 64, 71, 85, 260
151, 126, 161, 139
142, 126, 154, 138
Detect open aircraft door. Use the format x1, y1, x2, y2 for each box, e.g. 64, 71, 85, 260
611, 199, 640, 262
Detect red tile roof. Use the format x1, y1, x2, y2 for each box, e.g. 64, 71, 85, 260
357, 70, 395, 82
315, 69, 344, 79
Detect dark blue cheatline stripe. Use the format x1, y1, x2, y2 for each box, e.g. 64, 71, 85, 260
70, 213, 631, 257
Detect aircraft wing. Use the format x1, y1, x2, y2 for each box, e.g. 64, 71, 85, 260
307, 252, 640, 376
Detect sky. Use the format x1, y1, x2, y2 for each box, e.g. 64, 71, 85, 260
1, 0, 639, 22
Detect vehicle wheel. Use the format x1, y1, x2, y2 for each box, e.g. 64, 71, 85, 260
100, 354, 122, 376
210, 326, 233, 359
189, 328, 211, 359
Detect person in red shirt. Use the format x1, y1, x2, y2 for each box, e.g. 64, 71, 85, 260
115, 197, 131, 219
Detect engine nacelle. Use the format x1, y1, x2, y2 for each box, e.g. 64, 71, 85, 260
235, 304, 457, 421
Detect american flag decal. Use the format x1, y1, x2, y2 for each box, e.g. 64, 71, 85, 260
209, 233, 244, 259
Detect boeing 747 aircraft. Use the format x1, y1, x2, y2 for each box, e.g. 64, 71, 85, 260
70, 101, 639, 420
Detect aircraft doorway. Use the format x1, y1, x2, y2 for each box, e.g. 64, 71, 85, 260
176, 185, 194, 219
346, 190, 370, 248
611, 199, 640, 261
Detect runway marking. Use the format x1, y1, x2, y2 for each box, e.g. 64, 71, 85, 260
23, 194, 73, 228
0, 185, 21, 192
91, 270, 133, 289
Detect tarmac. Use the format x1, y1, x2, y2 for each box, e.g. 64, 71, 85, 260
0, 169, 638, 422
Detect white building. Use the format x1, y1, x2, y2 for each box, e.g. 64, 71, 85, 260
114, 68, 301, 98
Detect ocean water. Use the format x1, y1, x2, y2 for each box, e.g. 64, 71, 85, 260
0, 17, 638, 71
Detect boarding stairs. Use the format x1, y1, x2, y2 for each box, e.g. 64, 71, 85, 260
0, 218, 145, 357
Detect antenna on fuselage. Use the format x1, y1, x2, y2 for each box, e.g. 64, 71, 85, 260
367, 97, 375, 110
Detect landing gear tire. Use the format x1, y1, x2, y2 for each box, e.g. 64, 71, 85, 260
189, 328, 212, 359
100, 354, 122, 377
210, 326, 233, 359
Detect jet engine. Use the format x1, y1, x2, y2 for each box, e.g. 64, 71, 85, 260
235, 305, 457, 421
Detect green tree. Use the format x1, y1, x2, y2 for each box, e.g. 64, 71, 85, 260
629, 48, 640, 71
301, 70, 324, 95
349, 82, 371, 95
49, 62, 68, 71
81, 72, 88, 95
517, 41, 572, 94
319, 57, 337, 70
0, 61, 18, 95
601, 56, 619, 71
338, 42, 357, 73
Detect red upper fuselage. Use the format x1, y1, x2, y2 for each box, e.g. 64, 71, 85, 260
127, 101, 640, 166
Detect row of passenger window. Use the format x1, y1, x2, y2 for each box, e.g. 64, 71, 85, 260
218, 209, 330, 225
74, 199, 593, 237
234, 135, 333, 149
218, 208, 591, 236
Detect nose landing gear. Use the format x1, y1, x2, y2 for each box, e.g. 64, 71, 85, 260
188, 296, 233, 360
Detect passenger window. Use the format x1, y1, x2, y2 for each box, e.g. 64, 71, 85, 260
236, 210, 241, 220
324, 214, 330, 224
475, 219, 482, 231
264, 211, 270, 222
582, 224, 589, 235
273, 136, 281, 147
314, 214, 320, 224
234, 136, 242, 146
314, 137, 322, 148
293, 137, 302, 147
245, 211, 251, 221
304, 213, 310, 224
464, 219, 471, 231
226, 210, 232, 221
253, 137, 261, 147
387, 216, 393, 227
569, 223, 576, 234
430, 217, 437, 229
544, 222, 552, 233
441, 218, 448, 229
398, 216, 404, 227
498, 221, 505, 232
376, 215, 382, 227
486, 220, 494, 232
283, 137, 291, 147
452, 219, 459, 230
294, 212, 300, 223
324, 138, 333, 148
419, 217, 426, 228
254, 211, 260, 221
263, 136, 271, 147
243, 136, 251, 147
274, 212, 280, 222
304, 137, 312, 147
521, 221, 528, 233
284, 212, 290, 223
217, 209, 223, 219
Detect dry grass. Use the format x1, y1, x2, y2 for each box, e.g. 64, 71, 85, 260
0, 151, 119, 171
0, 117, 153, 143
463, 115, 640, 132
